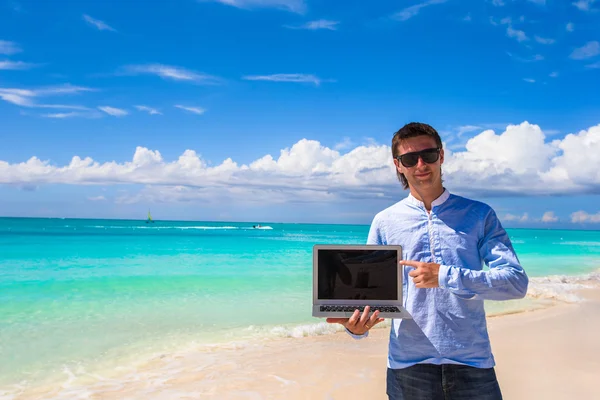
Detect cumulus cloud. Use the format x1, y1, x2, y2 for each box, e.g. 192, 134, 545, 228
570, 41, 600, 60
503, 213, 529, 222
541, 211, 559, 222
572, 0, 597, 11
506, 26, 529, 42
571, 211, 600, 223
2, 122, 600, 208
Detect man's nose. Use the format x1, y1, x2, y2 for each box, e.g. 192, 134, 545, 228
415, 156, 427, 168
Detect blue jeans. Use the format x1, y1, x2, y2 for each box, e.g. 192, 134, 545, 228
386, 364, 503, 400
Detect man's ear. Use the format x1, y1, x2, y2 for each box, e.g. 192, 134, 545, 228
394, 158, 403, 174
439, 148, 445, 165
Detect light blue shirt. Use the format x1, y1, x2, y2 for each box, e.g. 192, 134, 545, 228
351, 189, 529, 370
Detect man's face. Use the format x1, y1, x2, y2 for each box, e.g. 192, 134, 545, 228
394, 136, 444, 191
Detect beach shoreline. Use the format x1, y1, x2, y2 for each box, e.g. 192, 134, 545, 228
6, 280, 599, 400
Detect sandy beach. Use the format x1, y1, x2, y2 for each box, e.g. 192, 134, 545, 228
13, 280, 597, 400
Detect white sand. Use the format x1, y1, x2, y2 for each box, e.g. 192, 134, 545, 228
10, 284, 600, 399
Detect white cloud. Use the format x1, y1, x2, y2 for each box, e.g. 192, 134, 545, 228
391, 0, 447, 21
122, 64, 221, 84
98, 106, 128, 117
42, 112, 84, 119
83, 14, 116, 32
0, 60, 36, 70
587, 61, 600, 69
572, 0, 597, 11
456, 125, 481, 137
88, 195, 107, 201
492, 0, 505, 6
523, 78, 536, 83
528, 0, 546, 4
549, 71, 559, 78
506, 52, 544, 62
3, 122, 600, 205
541, 211, 558, 222
284, 19, 339, 30
242, 73, 328, 86
534, 36, 555, 45
566, 22, 574, 32
507, 26, 528, 42
174, 105, 206, 115
135, 105, 162, 115
0, 85, 93, 109
570, 41, 600, 60
203, 0, 306, 13
503, 213, 529, 222
334, 137, 354, 151
571, 211, 600, 223
0, 40, 22, 55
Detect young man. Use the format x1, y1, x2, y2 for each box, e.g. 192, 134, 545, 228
327, 122, 529, 400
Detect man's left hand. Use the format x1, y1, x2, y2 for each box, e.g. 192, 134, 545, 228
401, 260, 441, 288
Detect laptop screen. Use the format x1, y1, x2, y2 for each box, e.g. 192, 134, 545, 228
317, 249, 398, 300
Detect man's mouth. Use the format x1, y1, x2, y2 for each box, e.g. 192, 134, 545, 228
414, 172, 431, 178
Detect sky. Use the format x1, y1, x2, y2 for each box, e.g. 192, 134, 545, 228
0, 0, 599, 228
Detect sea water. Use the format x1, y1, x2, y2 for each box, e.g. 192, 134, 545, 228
1, 217, 599, 395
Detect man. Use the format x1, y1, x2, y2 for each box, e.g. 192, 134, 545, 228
326, 122, 529, 399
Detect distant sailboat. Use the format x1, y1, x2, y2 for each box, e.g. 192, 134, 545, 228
146, 210, 155, 223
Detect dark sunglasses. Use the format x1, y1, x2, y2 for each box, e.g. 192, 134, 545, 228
395, 147, 441, 168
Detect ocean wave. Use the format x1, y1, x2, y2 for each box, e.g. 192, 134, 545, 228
84, 225, 242, 230
526, 269, 600, 303
557, 241, 600, 246
81, 225, 274, 231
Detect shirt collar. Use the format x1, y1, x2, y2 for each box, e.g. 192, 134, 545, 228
406, 188, 450, 209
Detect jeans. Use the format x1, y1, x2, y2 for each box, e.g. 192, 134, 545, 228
386, 364, 503, 400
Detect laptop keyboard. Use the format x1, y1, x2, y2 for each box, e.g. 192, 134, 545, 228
319, 305, 400, 313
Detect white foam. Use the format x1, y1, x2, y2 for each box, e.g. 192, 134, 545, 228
558, 241, 600, 246
526, 270, 600, 303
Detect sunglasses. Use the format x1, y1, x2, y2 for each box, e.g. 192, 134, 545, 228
395, 147, 441, 168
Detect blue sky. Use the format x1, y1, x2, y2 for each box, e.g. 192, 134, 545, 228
1, 0, 599, 228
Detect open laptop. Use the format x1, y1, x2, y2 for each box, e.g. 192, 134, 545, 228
312, 244, 412, 319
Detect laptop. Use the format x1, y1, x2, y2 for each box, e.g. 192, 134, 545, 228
312, 244, 412, 319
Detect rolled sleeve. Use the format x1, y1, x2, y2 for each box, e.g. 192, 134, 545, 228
345, 327, 369, 340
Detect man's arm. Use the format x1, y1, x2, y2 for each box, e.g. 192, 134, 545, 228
437, 208, 529, 301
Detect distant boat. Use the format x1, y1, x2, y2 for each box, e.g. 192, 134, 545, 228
146, 210, 155, 223
252, 224, 273, 230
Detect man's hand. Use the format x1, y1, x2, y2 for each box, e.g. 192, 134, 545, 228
401, 260, 441, 288
326, 306, 384, 335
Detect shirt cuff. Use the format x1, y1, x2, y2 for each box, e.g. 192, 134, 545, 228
345, 327, 369, 339
439, 264, 477, 300
438, 264, 451, 289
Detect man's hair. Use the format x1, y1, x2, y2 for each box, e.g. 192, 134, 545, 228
391, 122, 443, 190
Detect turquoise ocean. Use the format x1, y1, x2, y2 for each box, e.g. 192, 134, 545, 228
1, 217, 600, 396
